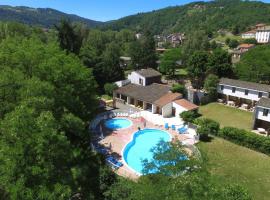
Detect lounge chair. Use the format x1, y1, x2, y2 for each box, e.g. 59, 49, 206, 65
165, 123, 169, 130
106, 156, 123, 169
172, 125, 176, 131
178, 126, 188, 134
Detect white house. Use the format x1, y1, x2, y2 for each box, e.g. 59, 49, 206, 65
114, 68, 198, 117
241, 30, 256, 39
218, 78, 270, 107
256, 27, 270, 43
253, 98, 270, 130
127, 68, 162, 86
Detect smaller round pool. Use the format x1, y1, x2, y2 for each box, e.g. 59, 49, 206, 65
105, 118, 132, 130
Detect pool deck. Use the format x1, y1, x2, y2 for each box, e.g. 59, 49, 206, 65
99, 116, 196, 179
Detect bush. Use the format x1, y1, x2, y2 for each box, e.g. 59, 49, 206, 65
180, 110, 200, 123
196, 118, 220, 141
104, 83, 118, 96
171, 84, 187, 97
218, 127, 270, 155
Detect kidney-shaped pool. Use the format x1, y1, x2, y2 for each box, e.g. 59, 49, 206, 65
123, 129, 171, 174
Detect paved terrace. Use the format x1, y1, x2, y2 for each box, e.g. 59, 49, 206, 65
98, 116, 196, 179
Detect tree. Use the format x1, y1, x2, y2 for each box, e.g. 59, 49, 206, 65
204, 74, 219, 101
236, 45, 270, 83
171, 83, 187, 97
228, 39, 239, 49
243, 38, 257, 44
180, 110, 200, 123
55, 19, 83, 55
159, 48, 182, 76
207, 49, 233, 78
104, 83, 118, 96
187, 51, 209, 89
94, 42, 124, 88
196, 118, 220, 141
130, 30, 157, 69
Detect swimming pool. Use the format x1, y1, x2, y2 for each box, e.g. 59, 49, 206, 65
123, 129, 171, 174
104, 118, 132, 130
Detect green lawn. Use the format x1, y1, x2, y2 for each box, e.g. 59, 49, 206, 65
199, 103, 253, 130
198, 137, 270, 200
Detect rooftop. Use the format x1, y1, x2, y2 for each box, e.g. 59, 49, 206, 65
154, 92, 182, 107
242, 30, 256, 34
115, 83, 171, 104
220, 78, 270, 93
238, 43, 255, 49
135, 68, 161, 78
174, 99, 199, 111
257, 97, 270, 108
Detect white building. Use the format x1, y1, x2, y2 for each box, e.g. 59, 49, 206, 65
127, 68, 162, 86
253, 98, 270, 130
218, 78, 270, 107
256, 26, 270, 43
241, 30, 256, 39
114, 68, 198, 117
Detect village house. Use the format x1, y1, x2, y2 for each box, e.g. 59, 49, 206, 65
113, 68, 198, 117
253, 97, 270, 131
232, 43, 256, 59
218, 78, 270, 108
241, 23, 270, 43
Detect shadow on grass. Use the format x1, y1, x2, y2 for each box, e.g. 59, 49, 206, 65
199, 135, 214, 143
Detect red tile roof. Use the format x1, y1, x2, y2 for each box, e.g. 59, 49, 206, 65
173, 99, 199, 111
154, 92, 182, 107
238, 43, 255, 49
242, 30, 256, 34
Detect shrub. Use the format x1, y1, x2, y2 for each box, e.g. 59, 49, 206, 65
180, 110, 200, 123
196, 118, 220, 141
171, 84, 187, 97
104, 83, 118, 96
204, 74, 219, 102
218, 127, 270, 155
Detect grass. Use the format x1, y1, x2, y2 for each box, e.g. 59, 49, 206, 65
198, 137, 270, 200
199, 103, 253, 130
101, 94, 112, 100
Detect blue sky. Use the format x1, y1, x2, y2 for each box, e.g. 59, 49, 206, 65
1, 0, 270, 21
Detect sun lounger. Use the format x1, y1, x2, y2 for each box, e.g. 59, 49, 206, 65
106, 156, 123, 169
172, 125, 176, 131
165, 123, 169, 130
178, 126, 188, 134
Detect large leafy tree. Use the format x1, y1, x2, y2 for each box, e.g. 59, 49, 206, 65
236, 45, 270, 84
55, 19, 83, 55
130, 30, 157, 69
0, 37, 111, 199
207, 49, 233, 78
187, 51, 209, 89
159, 48, 182, 76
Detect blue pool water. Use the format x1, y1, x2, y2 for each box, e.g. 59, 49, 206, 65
123, 129, 171, 174
105, 118, 132, 130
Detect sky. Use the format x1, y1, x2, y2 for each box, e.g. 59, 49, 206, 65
1, 0, 270, 22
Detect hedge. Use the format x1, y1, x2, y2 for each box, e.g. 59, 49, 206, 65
219, 127, 270, 155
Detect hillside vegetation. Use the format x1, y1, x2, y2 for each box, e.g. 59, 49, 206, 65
105, 0, 270, 34
0, 5, 103, 28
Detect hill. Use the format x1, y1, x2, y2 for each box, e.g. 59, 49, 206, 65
104, 0, 270, 34
0, 5, 103, 28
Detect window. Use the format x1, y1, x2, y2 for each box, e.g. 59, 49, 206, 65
245, 90, 249, 95
139, 78, 143, 85
263, 109, 269, 117
258, 92, 263, 98
268, 93, 270, 98
232, 87, 236, 93
220, 85, 224, 90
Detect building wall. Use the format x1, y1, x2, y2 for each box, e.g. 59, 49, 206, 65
255, 107, 270, 122
241, 33, 256, 39
256, 30, 270, 43
128, 72, 146, 86
162, 103, 172, 117
218, 84, 269, 101
172, 102, 187, 117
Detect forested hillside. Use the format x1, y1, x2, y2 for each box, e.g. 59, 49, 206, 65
0, 5, 103, 28
104, 0, 270, 34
